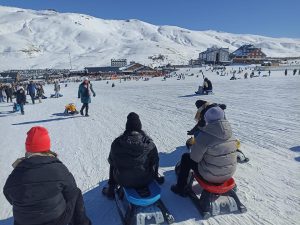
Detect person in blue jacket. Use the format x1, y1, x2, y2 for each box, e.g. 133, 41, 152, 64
27, 81, 36, 104
78, 77, 96, 117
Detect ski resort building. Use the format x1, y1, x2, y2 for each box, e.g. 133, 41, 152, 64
198, 47, 231, 65
231, 44, 267, 63
121, 63, 161, 76
0, 72, 20, 82
111, 59, 127, 67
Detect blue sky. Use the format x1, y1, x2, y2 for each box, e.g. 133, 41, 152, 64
0, 0, 299, 38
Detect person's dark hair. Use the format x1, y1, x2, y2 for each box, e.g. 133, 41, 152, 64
195, 100, 206, 109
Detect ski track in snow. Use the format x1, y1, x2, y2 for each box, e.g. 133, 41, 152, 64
0, 68, 300, 225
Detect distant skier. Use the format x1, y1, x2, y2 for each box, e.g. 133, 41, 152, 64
15, 87, 26, 115
203, 77, 212, 94
268, 70, 271, 76
102, 112, 164, 199
3, 126, 91, 225
27, 81, 36, 104
78, 77, 96, 117
171, 107, 237, 197
285, 69, 288, 76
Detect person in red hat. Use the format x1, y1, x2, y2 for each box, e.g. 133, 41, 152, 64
3, 126, 91, 225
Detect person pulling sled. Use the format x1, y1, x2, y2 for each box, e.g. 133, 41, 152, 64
102, 112, 174, 225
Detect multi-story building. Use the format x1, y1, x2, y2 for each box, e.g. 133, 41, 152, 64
111, 59, 127, 67
199, 47, 230, 64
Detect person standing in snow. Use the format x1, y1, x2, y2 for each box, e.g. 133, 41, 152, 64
54, 81, 61, 98
15, 87, 26, 115
171, 107, 237, 197
27, 81, 36, 104
0, 84, 4, 103
5, 84, 13, 103
78, 77, 96, 117
3, 126, 91, 225
102, 112, 164, 199
36, 84, 45, 103
285, 69, 288, 76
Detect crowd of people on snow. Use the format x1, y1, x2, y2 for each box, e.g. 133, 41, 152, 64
3, 94, 240, 224
0, 80, 63, 115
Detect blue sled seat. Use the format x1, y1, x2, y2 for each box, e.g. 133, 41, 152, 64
124, 181, 161, 207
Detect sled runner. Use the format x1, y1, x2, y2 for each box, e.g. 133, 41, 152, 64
175, 163, 247, 219
114, 181, 175, 225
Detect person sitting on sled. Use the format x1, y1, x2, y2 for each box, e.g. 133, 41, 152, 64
202, 77, 212, 94
64, 103, 79, 115
172, 107, 237, 197
102, 112, 164, 199
3, 126, 91, 225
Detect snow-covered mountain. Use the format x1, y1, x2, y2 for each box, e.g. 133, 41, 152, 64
0, 5, 300, 70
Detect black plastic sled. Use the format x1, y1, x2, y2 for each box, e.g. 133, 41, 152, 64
175, 163, 247, 219
114, 181, 175, 225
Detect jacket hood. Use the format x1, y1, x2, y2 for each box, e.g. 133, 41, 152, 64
202, 120, 232, 140
117, 131, 154, 157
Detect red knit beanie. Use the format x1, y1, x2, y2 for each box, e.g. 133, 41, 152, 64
25, 126, 51, 153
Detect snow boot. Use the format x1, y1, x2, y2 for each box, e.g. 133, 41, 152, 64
80, 109, 84, 116
171, 185, 187, 198
156, 175, 165, 185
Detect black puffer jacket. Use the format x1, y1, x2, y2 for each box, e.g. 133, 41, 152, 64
109, 131, 159, 188
3, 156, 78, 225
15, 90, 26, 104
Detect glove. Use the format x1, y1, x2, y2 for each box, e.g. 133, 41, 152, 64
219, 104, 227, 110
78, 96, 80, 99
187, 130, 193, 135
93, 94, 96, 97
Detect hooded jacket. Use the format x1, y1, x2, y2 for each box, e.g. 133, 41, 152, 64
3, 156, 78, 225
190, 120, 237, 184
108, 131, 159, 188
78, 82, 95, 104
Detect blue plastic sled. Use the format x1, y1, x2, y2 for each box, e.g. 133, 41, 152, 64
123, 181, 161, 207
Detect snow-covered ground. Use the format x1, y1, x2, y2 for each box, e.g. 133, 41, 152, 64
0, 68, 300, 225
0, 5, 300, 70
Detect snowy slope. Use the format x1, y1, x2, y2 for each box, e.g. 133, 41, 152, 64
0, 5, 300, 70
0, 69, 299, 225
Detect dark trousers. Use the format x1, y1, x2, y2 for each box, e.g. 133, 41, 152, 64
80, 103, 89, 115
19, 103, 24, 114
108, 164, 159, 187
7, 95, 12, 103
176, 153, 198, 190
30, 94, 35, 104
14, 189, 91, 225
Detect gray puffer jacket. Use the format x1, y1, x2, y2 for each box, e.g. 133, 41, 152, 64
190, 119, 237, 184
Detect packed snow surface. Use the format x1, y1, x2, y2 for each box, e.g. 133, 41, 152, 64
0, 67, 299, 225
0, 5, 300, 70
